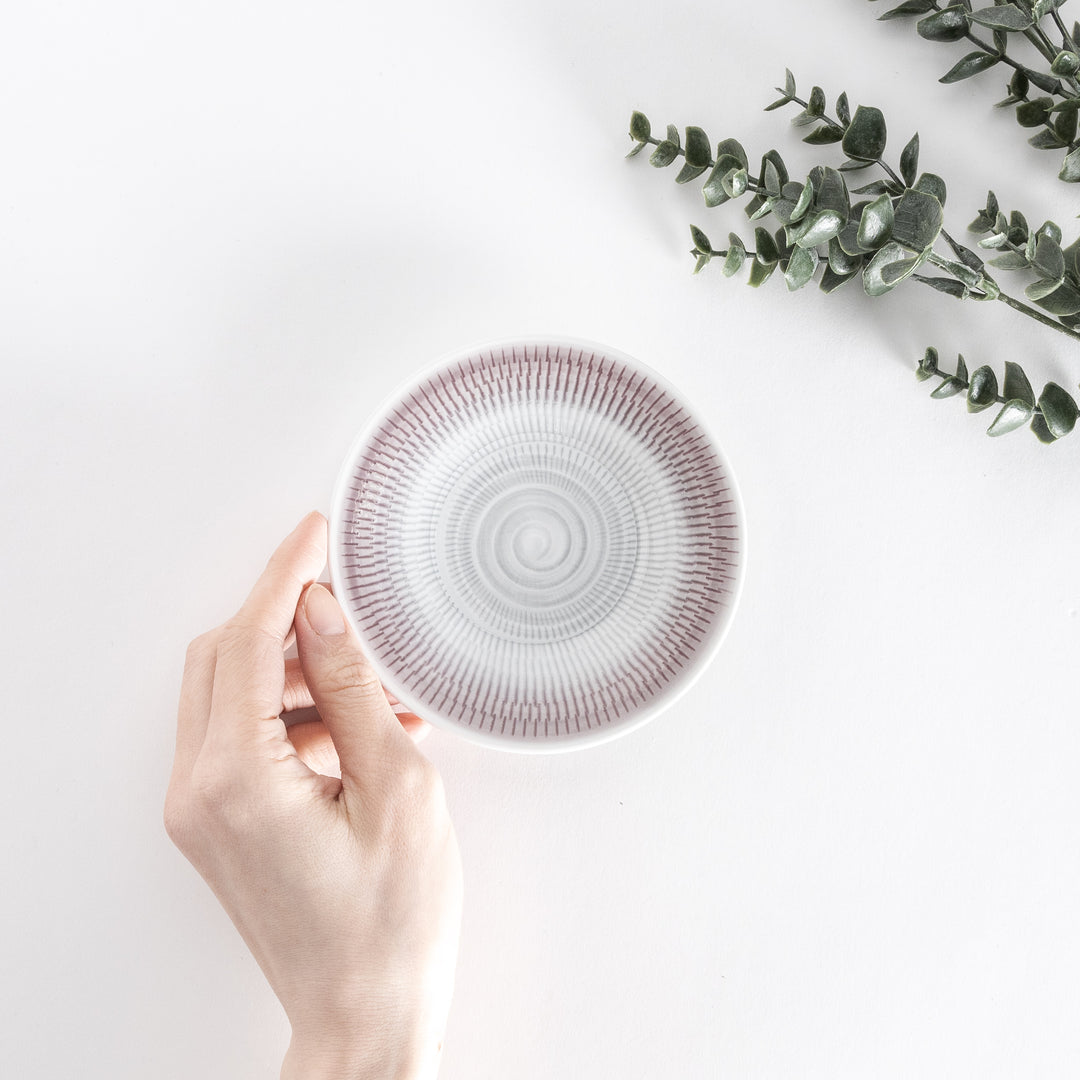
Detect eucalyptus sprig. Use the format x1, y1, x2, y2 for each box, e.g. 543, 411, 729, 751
627, 71, 1080, 441
871, 0, 1080, 182
917, 346, 1079, 440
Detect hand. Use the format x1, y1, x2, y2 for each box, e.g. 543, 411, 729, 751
165, 511, 463, 1080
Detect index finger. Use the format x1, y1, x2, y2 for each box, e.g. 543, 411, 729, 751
206, 511, 329, 747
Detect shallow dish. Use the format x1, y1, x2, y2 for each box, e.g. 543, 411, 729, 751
329, 338, 744, 753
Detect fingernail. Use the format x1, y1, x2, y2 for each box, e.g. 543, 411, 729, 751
305, 583, 346, 636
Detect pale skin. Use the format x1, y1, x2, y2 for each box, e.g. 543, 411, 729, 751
164, 511, 463, 1080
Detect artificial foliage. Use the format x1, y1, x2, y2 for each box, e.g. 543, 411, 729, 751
871, 0, 1080, 184
627, 69, 1080, 442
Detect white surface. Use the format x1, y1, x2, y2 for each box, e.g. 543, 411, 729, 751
3, 1, 1079, 1077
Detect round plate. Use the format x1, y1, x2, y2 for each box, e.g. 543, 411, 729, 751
329, 338, 744, 753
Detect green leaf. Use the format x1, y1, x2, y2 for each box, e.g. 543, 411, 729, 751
722, 234, 747, 277
987, 398, 1035, 436
1034, 0, 1067, 17
900, 133, 920, 187
784, 244, 819, 290
917, 6, 969, 41
754, 227, 780, 265
761, 151, 788, 196
1033, 235, 1065, 280
915, 274, 967, 297
1016, 98, 1053, 127
649, 140, 679, 168
666, 124, 680, 149
675, 162, 708, 184
1055, 107, 1078, 146
968, 4, 1033, 30
1059, 146, 1080, 182
1031, 414, 1059, 444
882, 255, 923, 285
815, 167, 850, 216
1036, 220, 1063, 245
917, 346, 940, 380
787, 179, 814, 224
629, 112, 651, 142
703, 164, 734, 207
1003, 361, 1036, 406
836, 92, 851, 127
1039, 382, 1080, 437
803, 124, 846, 145
1062, 236, 1080, 279
690, 225, 712, 254
891, 188, 944, 251
967, 365, 999, 411
913, 172, 947, 207
1052, 50, 1080, 77
693, 253, 711, 275
1029, 129, 1069, 150
807, 86, 826, 117
715, 139, 749, 171
819, 266, 858, 293
685, 126, 712, 169
989, 250, 1030, 270
784, 69, 796, 98
1025, 276, 1065, 301
863, 241, 920, 295
828, 236, 862, 275
940, 51, 1000, 83
931, 374, 965, 398
790, 208, 845, 248
1034, 280, 1080, 315
720, 168, 748, 199
858, 194, 895, 249
879, 0, 935, 16
842, 105, 888, 161
746, 256, 776, 287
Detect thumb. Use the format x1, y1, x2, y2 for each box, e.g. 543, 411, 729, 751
294, 582, 412, 791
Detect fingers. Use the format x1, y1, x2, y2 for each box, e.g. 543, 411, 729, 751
171, 627, 222, 782
293, 582, 415, 796
203, 512, 328, 760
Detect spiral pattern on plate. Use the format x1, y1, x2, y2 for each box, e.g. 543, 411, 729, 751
335, 342, 741, 746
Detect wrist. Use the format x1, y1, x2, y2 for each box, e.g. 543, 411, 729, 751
281, 1029, 441, 1080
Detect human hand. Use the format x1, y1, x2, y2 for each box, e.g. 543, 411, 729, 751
165, 511, 463, 1080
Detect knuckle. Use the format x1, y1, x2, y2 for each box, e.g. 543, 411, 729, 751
184, 629, 219, 672
322, 656, 384, 701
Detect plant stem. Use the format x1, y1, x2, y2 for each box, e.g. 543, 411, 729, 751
994, 289, 1080, 339
1052, 9, 1078, 53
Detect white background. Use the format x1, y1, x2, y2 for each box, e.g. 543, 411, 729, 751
3, 1, 1080, 1077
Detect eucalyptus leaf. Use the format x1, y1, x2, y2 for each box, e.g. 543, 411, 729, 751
987, 398, 1035, 436
930, 375, 965, 398
863, 241, 919, 295
1033, 280, 1080, 315
784, 244, 819, 290
917, 6, 969, 41
842, 106, 888, 161
891, 188, 944, 251
649, 140, 679, 168
690, 225, 712, 254
685, 126, 712, 169
858, 194, 895, 249
1003, 360, 1035, 406
747, 256, 776, 287
788, 179, 815, 223
803, 124, 846, 144
1030, 414, 1060, 444
940, 51, 1000, 83
836, 92, 851, 127
819, 266, 858, 293
989, 251, 1029, 270
754, 226, 780, 265
815, 167, 850, 216
790, 208, 845, 248
675, 162, 708, 184
913, 172, 947, 207
716, 139, 749, 171
1059, 146, 1080, 182
900, 133, 920, 187
702, 164, 733, 207
629, 112, 651, 142
1033, 235, 1065, 281
878, 0, 935, 16
828, 237, 862, 275
967, 365, 999, 410
1039, 382, 1080, 436
722, 233, 747, 277
968, 4, 1033, 31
